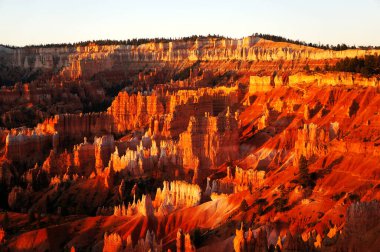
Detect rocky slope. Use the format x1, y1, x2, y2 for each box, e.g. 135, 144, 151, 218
0, 36, 379, 251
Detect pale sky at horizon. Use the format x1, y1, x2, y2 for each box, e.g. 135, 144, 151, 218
0, 0, 379, 47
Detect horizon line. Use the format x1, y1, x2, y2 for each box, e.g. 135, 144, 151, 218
1, 33, 380, 49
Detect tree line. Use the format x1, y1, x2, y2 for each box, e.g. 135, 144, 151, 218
332, 55, 380, 77
0, 34, 226, 49
1, 33, 379, 51
253, 33, 380, 51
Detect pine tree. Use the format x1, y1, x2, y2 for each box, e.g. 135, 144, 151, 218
239, 199, 249, 212
298, 155, 310, 188
2, 212, 9, 230
28, 211, 35, 223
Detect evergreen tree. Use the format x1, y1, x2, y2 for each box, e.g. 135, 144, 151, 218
239, 199, 249, 212
298, 155, 311, 188
28, 211, 35, 223
2, 212, 9, 230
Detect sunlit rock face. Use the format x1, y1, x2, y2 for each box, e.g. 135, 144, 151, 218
114, 180, 201, 217
36, 113, 114, 145
178, 109, 239, 181
108, 86, 239, 136
288, 72, 380, 87
176, 229, 196, 252
1, 36, 380, 252
107, 91, 165, 133
294, 123, 329, 162
103, 231, 162, 252
5, 38, 380, 80
154, 180, 201, 215
206, 166, 266, 196
114, 194, 155, 217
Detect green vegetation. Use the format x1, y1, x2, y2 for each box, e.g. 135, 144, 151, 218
333, 55, 380, 77
252, 33, 375, 50
28, 211, 36, 223
2, 211, 9, 229
348, 193, 360, 202
0, 64, 44, 86
172, 60, 201, 81
273, 197, 288, 212
303, 64, 311, 72
298, 155, 315, 188
332, 192, 346, 201
2, 33, 378, 50
239, 199, 249, 212
255, 198, 269, 206
348, 100, 360, 117
192, 228, 204, 247
255, 198, 268, 216
0, 34, 226, 49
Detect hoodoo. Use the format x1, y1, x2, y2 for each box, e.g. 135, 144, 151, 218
1, 30, 380, 251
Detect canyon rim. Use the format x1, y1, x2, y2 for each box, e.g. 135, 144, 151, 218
0, 1, 380, 251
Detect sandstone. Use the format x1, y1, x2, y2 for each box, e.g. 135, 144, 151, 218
114, 180, 201, 217
294, 123, 329, 162
5, 129, 53, 166
7, 38, 380, 80
176, 229, 195, 252
288, 72, 380, 87
2, 36, 380, 252
233, 224, 268, 252
36, 113, 114, 145
134, 230, 162, 252
207, 166, 265, 195
281, 231, 307, 252
114, 194, 154, 217
233, 223, 246, 252
154, 180, 201, 215
73, 138, 96, 176
178, 109, 239, 182
103, 232, 123, 252
7, 186, 28, 211
94, 135, 115, 174
42, 149, 72, 176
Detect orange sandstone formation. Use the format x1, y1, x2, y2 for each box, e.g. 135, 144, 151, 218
1, 36, 380, 252
178, 108, 239, 182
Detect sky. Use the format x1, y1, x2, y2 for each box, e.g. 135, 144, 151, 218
0, 0, 379, 47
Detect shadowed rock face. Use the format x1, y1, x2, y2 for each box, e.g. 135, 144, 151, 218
330, 201, 380, 252
0, 37, 380, 252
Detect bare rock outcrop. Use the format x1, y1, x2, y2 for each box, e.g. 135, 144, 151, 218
176, 229, 195, 252
329, 201, 380, 251
294, 123, 329, 162
178, 108, 239, 182
288, 72, 380, 87
154, 181, 201, 215
206, 166, 265, 195
8, 186, 29, 211
5, 129, 53, 166
42, 149, 72, 176
107, 91, 165, 133
114, 194, 154, 217
233, 224, 268, 252
134, 230, 162, 252
103, 232, 123, 252
36, 113, 114, 145
8, 38, 380, 79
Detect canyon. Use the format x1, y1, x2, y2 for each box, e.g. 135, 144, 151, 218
0, 35, 379, 251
